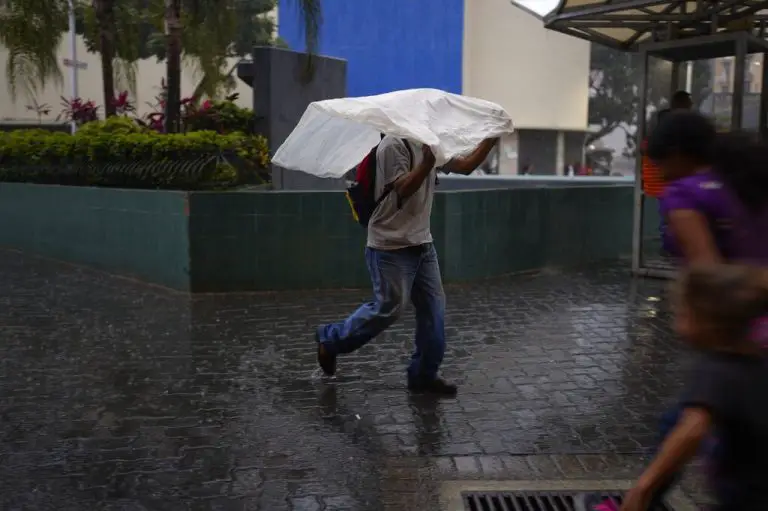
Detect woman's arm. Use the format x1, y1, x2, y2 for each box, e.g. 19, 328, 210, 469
621, 408, 711, 511
667, 209, 722, 265
637, 408, 711, 492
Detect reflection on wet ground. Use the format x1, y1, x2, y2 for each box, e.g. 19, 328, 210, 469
0, 250, 706, 510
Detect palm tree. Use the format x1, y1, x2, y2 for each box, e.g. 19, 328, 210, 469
163, 0, 182, 132
0, 0, 68, 102
1, 0, 142, 119
1, 0, 321, 129
162, 0, 322, 133
93, 0, 117, 117
79, 0, 150, 106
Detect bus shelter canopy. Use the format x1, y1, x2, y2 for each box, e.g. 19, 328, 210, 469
543, 0, 768, 51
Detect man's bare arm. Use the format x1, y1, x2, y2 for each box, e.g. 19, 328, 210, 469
393, 145, 436, 198
443, 138, 498, 175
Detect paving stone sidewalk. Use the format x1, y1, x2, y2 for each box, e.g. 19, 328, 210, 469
0, 250, 708, 510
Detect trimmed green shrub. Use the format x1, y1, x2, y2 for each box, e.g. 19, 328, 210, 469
0, 117, 270, 190
183, 98, 256, 134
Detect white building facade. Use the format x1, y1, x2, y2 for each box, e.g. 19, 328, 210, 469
463, 1, 590, 174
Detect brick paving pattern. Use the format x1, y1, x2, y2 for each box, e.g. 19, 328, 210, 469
0, 250, 709, 510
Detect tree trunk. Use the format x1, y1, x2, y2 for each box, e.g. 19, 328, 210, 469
164, 0, 182, 133
95, 0, 117, 117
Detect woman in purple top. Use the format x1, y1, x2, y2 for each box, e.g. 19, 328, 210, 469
577, 112, 768, 510
653, 112, 768, 267
653, 112, 768, 344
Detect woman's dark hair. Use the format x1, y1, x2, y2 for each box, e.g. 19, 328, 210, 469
646, 110, 716, 164
680, 264, 768, 343
712, 130, 768, 213
647, 110, 768, 213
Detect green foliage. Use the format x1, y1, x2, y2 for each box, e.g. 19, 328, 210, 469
76, 1, 157, 61
2, 0, 321, 106
0, 120, 270, 190
183, 97, 255, 134
77, 0, 149, 94
0, 0, 68, 100
76, 0, 283, 99
232, 0, 280, 56
76, 116, 148, 136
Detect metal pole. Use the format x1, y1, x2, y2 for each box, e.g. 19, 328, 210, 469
632, 50, 650, 276
685, 61, 693, 92
68, 0, 78, 134
760, 52, 768, 140
731, 36, 747, 130
670, 61, 681, 97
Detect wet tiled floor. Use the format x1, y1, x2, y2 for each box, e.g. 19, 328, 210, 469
0, 250, 708, 510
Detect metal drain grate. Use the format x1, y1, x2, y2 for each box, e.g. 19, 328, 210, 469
462, 491, 673, 511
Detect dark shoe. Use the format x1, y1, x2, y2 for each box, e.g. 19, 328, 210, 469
407, 377, 457, 396
315, 331, 336, 376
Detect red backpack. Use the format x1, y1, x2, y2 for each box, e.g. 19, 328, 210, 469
345, 138, 413, 227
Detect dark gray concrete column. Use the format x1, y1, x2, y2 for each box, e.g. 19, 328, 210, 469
238, 47, 347, 189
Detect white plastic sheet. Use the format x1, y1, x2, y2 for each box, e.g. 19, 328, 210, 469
271, 88, 514, 179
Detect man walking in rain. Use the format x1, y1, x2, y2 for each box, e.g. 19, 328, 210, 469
314, 136, 498, 396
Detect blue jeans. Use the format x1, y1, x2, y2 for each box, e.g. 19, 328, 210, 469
317, 243, 446, 382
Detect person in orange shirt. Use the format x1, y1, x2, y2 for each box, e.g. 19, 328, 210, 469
643, 91, 692, 254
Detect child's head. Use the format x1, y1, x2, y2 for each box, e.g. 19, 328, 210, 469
675, 264, 768, 349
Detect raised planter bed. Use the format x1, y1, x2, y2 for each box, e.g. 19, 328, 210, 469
0, 183, 649, 292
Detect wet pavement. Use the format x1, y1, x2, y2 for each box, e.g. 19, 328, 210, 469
0, 249, 709, 510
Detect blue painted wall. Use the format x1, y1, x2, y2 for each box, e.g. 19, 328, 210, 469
278, 0, 464, 97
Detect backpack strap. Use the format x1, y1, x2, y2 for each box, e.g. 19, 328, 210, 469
375, 183, 394, 208
394, 139, 415, 209
375, 139, 414, 210
401, 138, 414, 169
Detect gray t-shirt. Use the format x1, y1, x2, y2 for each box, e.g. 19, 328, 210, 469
367, 136, 436, 250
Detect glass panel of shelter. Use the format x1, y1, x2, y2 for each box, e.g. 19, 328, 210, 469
700, 54, 765, 132
633, 37, 768, 277
636, 55, 672, 273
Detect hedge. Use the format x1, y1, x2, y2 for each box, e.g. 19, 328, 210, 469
0, 117, 271, 190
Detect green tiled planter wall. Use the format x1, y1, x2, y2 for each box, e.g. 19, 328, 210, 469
188, 191, 371, 290
0, 183, 639, 292
438, 186, 634, 281
0, 183, 189, 290
641, 196, 662, 256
